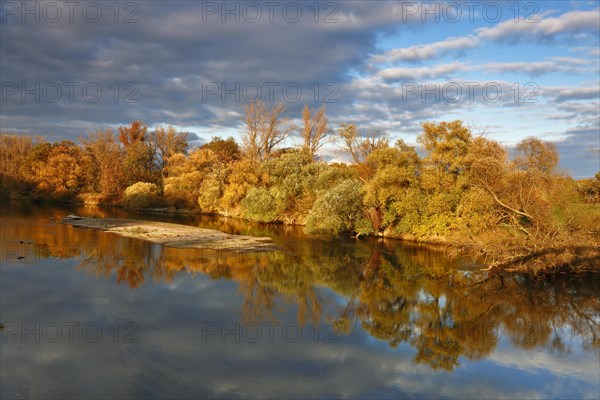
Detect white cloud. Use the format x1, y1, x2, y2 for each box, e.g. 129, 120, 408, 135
372, 36, 479, 63
543, 84, 600, 102
377, 62, 468, 80
479, 59, 594, 76
476, 9, 600, 42
372, 9, 600, 66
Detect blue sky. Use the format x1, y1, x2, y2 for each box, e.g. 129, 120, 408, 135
0, 1, 598, 177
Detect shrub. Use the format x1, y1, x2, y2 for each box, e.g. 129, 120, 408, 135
304, 179, 366, 236
241, 188, 278, 222
122, 182, 161, 208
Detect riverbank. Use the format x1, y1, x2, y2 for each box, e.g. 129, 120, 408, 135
7, 198, 599, 275
59, 215, 279, 252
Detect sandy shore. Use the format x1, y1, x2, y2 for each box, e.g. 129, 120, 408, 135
60, 216, 279, 252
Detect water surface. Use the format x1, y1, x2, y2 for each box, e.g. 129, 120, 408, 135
1, 204, 598, 399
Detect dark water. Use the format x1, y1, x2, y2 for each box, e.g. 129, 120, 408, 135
1, 203, 598, 399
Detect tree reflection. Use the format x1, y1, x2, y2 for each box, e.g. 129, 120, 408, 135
5, 216, 599, 371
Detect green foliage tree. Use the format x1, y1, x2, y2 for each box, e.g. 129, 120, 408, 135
419, 120, 472, 191
362, 141, 422, 231
304, 179, 370, 236
241, 187, 279, 222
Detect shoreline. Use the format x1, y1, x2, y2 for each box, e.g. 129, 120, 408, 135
9, 199, 600, 275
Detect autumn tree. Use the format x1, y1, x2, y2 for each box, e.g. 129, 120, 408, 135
122, 181, 161, 208
514, 137, 559, 174
220, 158, 262, 214
163, 148, 221, 210
338, 123, 390, 181
200, 136, 240, 163
116, 121, 160, 186
118, 120, 147, 147
23, 140, 85, 200
122, 142, 156, 185
418, 120, 472, 191
241, 101, 291, 162
0, 134, 40, 197
300, 105, 330, 158
81, 129, 125, 196
150, 126, 188, 173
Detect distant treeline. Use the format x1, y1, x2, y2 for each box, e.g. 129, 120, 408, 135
1, 102, 599, 273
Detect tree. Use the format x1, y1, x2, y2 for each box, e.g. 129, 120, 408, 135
338, 123, 390, 182
220, 159, 261, 213
260, 150, 317, 223
23, 141, 85, 200
304, 179, 369, 236
514, 137, 559, 174
338, 123, 390, 165
81, 129, 125, 195
362, 141, 422, 231
241, 101, 291, 162
151, 126, 188, 173
418, 120, 472, 190
123, 141, 159, 186
242, 101, 265, 162
163, 148, 218, 209
241, 187, 279, 222
300, 105, 330, 158
118, 120, 147, 148
261, 102, 291, 159
0, 134, 39, 196
200, 136, 241, 163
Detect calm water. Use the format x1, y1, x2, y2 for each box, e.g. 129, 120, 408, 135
1, 203, 599, 399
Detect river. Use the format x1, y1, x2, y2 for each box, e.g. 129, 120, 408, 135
1, 203, 598, 399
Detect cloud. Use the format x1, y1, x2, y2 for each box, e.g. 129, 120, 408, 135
377, 62, 467, 81
555, 124, 600, 178
0, 2, 598, 176
476, 9, 600, 43
372, 9, 600, 66
479, 59, 594, 76
372, 36, 479, 63
542, 84, 600, 102
374, 58, 598, 80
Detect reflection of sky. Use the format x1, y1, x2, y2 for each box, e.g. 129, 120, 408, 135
1, 222, 599, 399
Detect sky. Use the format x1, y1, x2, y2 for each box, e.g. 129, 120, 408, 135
0, 0, 599, 177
